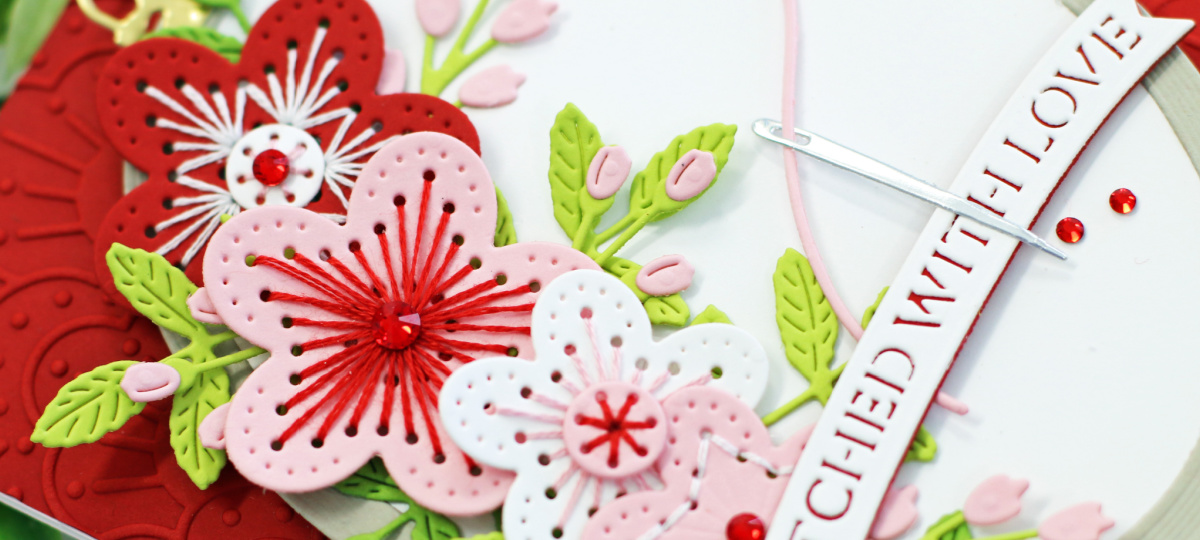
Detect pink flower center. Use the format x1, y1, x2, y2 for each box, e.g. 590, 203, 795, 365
372, 301, 422, 350
726, 513, 766, 540
563, 381, 666, 478
252, 149, 291, 187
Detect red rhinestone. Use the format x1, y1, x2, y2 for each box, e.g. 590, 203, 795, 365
1056, 217, 1084, 243
1109, 188, 1136, 214
252, 149, 291, 187
726, 513, 766, 540
372, 301, 421, 350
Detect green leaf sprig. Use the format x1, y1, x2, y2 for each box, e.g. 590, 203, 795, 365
547, 103, 736, 326
336, 459, 461, 540
32, 244, 262, 489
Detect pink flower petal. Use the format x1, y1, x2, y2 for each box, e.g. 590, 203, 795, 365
375, 48, 407, 95
416, 0, 460, 37
584, 387, 799, 540
491, 0, 557, 43
585, 145, 631, 200
664, 149, 717, 201
1040, 502, 1115, 540
964, 475, 1028, 526
869, 485, 919, 540
458, 65, 525, 108
199, 403, 231, 449
201, 132, 597, 514
635, 254, 694, 296
120, 362, 182, 402
187, 287, 224, 325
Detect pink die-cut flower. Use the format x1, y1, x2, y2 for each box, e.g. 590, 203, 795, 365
417, 0, 460, 37
459, 65, 526, 108
1040, 502, 1115, 540
200, 132, 597, 515
869, 485, 919, 540
491, 0, 557, 43
439, 270, 770, 539
583, 386, 806, 540
120, 362, 182, 402
963, 475, 1029, 526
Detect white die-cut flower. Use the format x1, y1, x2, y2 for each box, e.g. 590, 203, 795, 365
439, 269, 769, 539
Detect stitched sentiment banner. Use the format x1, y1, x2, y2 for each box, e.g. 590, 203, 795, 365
768, 1, 1192, 539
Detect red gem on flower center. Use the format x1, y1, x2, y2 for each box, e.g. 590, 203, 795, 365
726, 513, 766, 540
371, 301, 422, 350
252, 149, 291, 187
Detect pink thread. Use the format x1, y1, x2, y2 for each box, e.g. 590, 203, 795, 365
780, 0, 863, 341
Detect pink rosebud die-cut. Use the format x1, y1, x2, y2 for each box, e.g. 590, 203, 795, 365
1040, 502, 1115, 540
459, 65, 526, 108
491, 0, 557, 43
635, 254, 694, 296
869, 485, 919, 540
376, 48, 407, 95
664, 149, 717, 201
201, 132, 597, 515
120, 362, 182, 402
964, 475, 1029, 526
585, 146, 631, 200
199, 403, 232, 450
187, 287, 224, 325
416, 0, 460, 37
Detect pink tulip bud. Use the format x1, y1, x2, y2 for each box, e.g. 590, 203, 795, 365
586, 146, 631, 200
491, 0, 557, 43
459, 65, 526, 108
120, 362, 182, 402
963, 475, 1029, 525
1040, 503, 1114, 540
935, 391, 969, 415
188, 287, 224, 325
635, 254, 695, 296
869, 485, 919, 540
664, 149, 717, 201
375, 48, 407, 95
416, 0, 460, 37
199, 403, 231, 450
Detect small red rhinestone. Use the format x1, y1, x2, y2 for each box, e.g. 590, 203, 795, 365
372, 301, 421, 350
1056, 217, 1084, 243
252, 149, 291, 187
1109, 188, 1136, 214
726, 513, 766, 540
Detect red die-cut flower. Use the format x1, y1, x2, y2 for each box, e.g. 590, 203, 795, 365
92, 0, 479, 302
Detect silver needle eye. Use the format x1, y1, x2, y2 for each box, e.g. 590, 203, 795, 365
753, 119, 1067, 260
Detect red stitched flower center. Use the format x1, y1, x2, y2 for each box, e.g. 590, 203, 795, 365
372, 301, 421, 350
253, 149, 291, 187
575, 391, 656, 468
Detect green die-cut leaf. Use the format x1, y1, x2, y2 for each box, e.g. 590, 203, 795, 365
32, 361, 146, 447
601, 256, 649, 302
628, 123, 736, 222
143, 26, 244, 63
690, 305, 731, 326
905, 425, 938, 463
494, 186, 517, 247
107, 244, 205, 340
862, 286, 888, 329
645, 294, 689, 327
339, 459, 460, 540
169, 349, 229, 489
774, 248, 838, 403
924, 511, 973, 540
548, 103, 609, 244
191, 0, 251, 32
